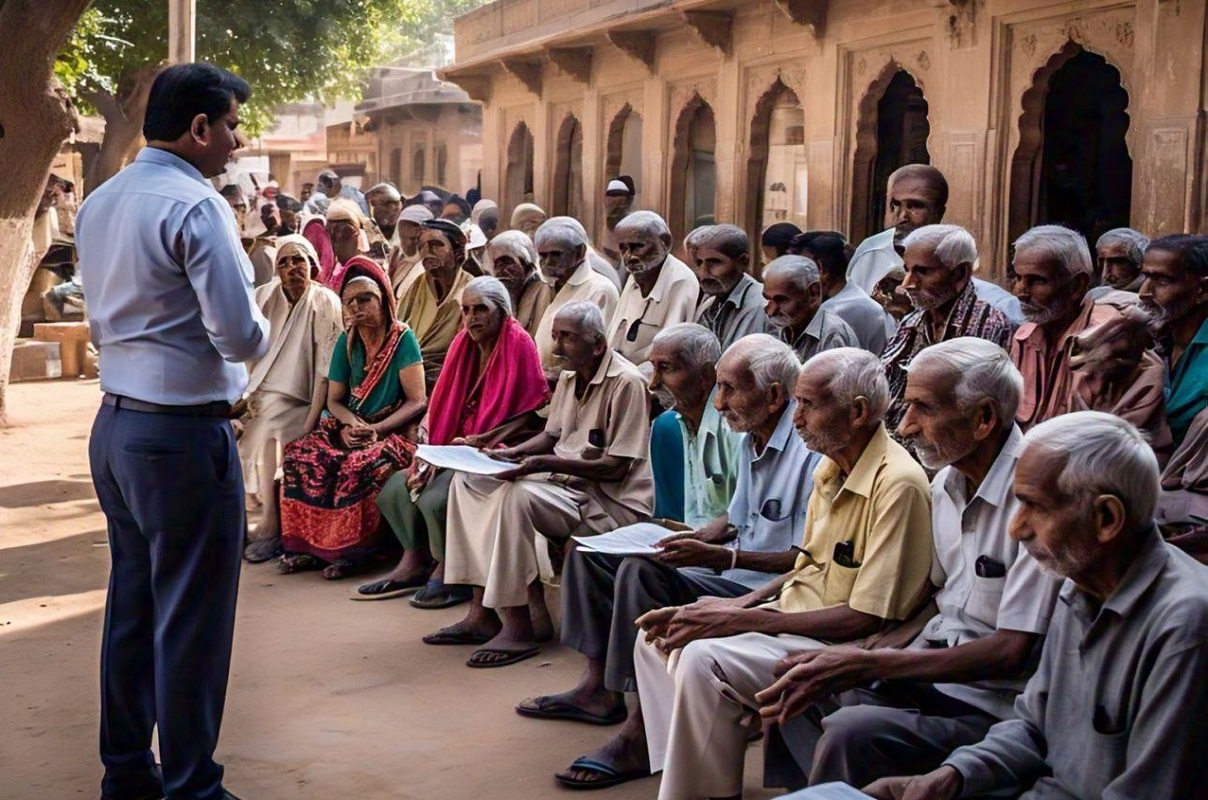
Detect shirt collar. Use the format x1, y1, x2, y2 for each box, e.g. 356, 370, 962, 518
645, 253, 684, 302
942, 424, 1024, 508
566, 259, 594, 287
766, 399, 797, 453
1014, 294, 1095, 346
587, 348, 623, 387
721, 273, 758, 309
803, 307, 828, 339
1192, 315, 1208, 346
840, 423, 891, 498
1058, 527, 1169, 620
135, 147, 209, 186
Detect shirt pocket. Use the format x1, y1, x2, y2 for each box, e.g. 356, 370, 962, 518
966, 575, 1006, 627
821, 561, 861, 607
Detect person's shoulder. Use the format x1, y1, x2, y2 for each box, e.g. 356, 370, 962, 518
880, 436, 932, 491
606, 352, 648, 387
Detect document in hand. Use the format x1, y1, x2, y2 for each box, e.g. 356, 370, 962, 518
781, 783, 871, 799
413, 444, 518, 476
572, 522, 682, 557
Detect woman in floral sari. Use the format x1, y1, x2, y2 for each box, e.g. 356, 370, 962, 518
279, 256, 427, 578
355, 276, 549, 605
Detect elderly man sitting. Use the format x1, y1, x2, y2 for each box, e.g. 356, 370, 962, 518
1009, 225, 1128, 428
482, 229, 553, 338
532, 217, 620, 377
795, 231, 889, 355
238, 235, 344, 563
763, 255, 858, 363
364, 182, 403, 259
754, 338, 1061, 790
1090, 226, 1149, 296
882, 224, 1013, 432
692, 225, 769, 350
535, 334, 820, 788
607, 211, 700, 376
428, 301, 652, 667
386, 204, 434, 300
632, 348, 934, 800
863, 411, 1208, 800
397, 218, 474, 389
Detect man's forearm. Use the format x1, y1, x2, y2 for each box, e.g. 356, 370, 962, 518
541, 455, 632, 483
746, 604, 884, 642
867, 630, 1041, 684
734, 549, 799, 575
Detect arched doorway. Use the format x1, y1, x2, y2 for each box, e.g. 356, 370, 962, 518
850, 67, 931, 243
411, 145, 426, 192
605, 104, 644, 208
504, 122, 535, 215
670, 95, 717, 242
1009, 46, 1131, 245
552, 114, 584, 219
746, 80, 807, 240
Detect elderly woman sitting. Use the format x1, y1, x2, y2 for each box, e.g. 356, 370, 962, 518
279, 257, 428, 579
482, 230, 553, 338
356, 276, 550, 603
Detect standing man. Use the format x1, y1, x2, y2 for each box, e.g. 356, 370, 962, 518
76, 64, 269, 800
601, 175, 636, 265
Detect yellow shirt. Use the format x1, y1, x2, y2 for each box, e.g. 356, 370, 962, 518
776, 424, 933, 621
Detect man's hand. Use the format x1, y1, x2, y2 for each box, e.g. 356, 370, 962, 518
863, 766, 962, 800
657, 538, 731, 569
635, 606, 681, 641
755, 647, 880, 725
493, 455, 551, 482
656, 603, 756, 652
489, 444, 524, 463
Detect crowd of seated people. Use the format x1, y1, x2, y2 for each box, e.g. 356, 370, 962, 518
231, 164, 1208, 798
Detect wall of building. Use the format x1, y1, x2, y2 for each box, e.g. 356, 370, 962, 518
446, 0, 1208, 279
368, 104, 484, 196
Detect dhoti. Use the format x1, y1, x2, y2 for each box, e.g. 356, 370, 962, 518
443, 472, 639, 609
634, 630, 826, 800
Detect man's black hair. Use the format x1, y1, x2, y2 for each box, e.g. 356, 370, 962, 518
143, 63, 251, 142
790, 231, 849, 282
1147, 234, 1208, 280
277, 195, 303, 213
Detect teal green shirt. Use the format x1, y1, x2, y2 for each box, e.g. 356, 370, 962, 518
328, 328, 422, 417
1165, 317, 1208, 446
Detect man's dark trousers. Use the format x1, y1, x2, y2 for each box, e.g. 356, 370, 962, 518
90, 403, 244, 800
561, 548, 749, 692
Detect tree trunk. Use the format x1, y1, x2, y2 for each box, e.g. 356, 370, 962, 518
83, 63, 162, 195
0, 0, 93, 427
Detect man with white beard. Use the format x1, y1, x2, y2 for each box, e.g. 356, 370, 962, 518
761, 255, 857, 363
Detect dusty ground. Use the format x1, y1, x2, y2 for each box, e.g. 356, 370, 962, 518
0, 380, 777, 800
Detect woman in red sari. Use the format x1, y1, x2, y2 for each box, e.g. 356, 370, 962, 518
355, 276, 549, 605
279, 257, 427, 578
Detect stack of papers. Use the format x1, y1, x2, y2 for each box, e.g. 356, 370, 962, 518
573, 522, 681, 556
413, 444, 518, 476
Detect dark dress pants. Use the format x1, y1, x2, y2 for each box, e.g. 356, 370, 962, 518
90, 404, 244, 800
560, 547, 748, 692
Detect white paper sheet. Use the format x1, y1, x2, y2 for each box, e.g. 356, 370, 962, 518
413, 444, 518, 476
573, 522, 681, 556
781, 783, 870, 799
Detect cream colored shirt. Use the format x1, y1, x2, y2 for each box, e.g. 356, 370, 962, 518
534, 259, 621, 370
606, 254, 699, 371
776, 424, 933, 620
544, 350, 653, 520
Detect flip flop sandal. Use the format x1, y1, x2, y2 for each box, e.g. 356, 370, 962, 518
350, 577, 427, 601
422, 627, 494, 646
515, 696, 627, 726
243, 538, 283, 564
466, 645, 540, 669
277, 554, 323, 574
553, 757, 651, 790
410, 582, 474, 609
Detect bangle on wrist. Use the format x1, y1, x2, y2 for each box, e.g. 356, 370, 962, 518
729, 548, 739, 571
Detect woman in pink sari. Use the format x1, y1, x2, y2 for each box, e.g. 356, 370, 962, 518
356, 276, 549, 605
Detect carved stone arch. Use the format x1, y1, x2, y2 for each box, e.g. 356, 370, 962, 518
504, 120, 535, 216
551, 112, 584, 219
744, 77, 803, 238
1007, 39, 1132, 245
669, 92, 717, 243
848, 60, 931, 243
605, 103, 635, 183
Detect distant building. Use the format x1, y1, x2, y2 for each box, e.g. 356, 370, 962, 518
443, 0, 1208, 278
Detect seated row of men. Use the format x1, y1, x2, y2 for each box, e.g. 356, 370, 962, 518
231, 161, 1208, 797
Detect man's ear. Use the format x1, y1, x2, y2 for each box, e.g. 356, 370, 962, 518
660, 232, 674, 252
849, 396, 871, 429
1070, 271, 1092, 299
737, 252, 751, 272
1093, 494, 1128, 544
189, 113, 209, 143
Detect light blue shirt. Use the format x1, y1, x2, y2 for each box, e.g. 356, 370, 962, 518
973, 277, 1024, 325
77, 148, 270, 404
676, 389, 745, 528
718, 400, 821, 588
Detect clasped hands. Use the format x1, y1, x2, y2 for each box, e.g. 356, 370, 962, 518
340, 419, 379, 448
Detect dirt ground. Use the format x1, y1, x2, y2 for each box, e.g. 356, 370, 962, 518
0, 380, 777, 800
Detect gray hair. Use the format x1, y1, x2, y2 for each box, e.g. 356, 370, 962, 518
1014, 225, 1094, 279
651, 323, 722, 372
1096, 227, 1149, 266
722, 334, 801, 394
365, 182, 402, 202
484, 230, 538, 273
901, 224, 978, 271
684, 224, 714, 253
1024, 411, 1159, 525
615, 210, 671, 240
535, 216, 589, 250
462, 275, 514, 317
907, 338, 1022, 428
695, 224, 750, 259
764, 255, 821, 291
803, 347, 890, 424
553, 299, 607, 344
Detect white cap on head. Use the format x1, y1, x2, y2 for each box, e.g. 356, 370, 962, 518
606, 179, 631, 194
400, 205, 434, 224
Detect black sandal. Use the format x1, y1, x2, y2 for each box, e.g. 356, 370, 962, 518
410, 581, 474, 609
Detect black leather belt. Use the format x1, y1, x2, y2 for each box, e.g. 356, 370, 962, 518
103, 393, 232, 418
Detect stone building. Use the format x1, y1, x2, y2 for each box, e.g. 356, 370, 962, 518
443, 0, 1207, 279
356, 67, 485, 196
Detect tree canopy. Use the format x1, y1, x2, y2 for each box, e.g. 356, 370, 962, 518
56, 0, 490, 135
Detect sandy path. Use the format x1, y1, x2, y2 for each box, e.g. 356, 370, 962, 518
0, 380, 777, 800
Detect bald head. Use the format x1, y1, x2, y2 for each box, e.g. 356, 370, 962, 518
886, 164, 947, 240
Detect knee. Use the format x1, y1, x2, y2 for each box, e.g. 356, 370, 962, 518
818, 705, 890, 752
675, 640, 720, 686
